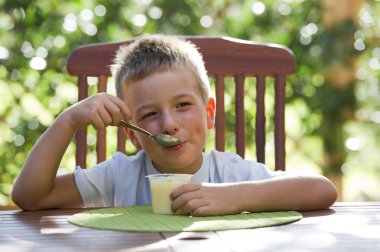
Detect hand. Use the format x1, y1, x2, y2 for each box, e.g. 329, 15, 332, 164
170, 183, 242, 216
63, 93, 130, 130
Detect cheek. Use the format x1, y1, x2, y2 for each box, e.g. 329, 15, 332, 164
137, 136, 155, 152
136, 118, 160, 133
187, 112, 208, 133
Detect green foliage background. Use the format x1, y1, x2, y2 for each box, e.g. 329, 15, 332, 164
1, 0, 379, 205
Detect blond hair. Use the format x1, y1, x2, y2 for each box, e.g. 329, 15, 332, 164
111, 35, 210, 103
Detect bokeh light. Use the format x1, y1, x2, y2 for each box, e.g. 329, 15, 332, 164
200, 15, 213, 28
94, 5, 106, 16
132, 14, 147, 27
80, 9, 94, 21
252, 2, 265, 15
63, 13, 77, 32
0, 46, 9, 59
29, 57, 47, 71
53, 36, 66, 48
148, 6, 162, 19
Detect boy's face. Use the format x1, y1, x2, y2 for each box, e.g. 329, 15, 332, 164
124, 70, 215, 174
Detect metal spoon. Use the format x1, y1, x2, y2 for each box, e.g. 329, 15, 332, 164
119, 119, 182, 147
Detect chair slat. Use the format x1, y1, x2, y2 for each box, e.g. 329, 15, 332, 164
76, 75, 88, 168
235, 75, 245, 158
214, 75, 225, 152
274, 75, 286, 171
256, 75, 266, 164
117, 127, 127, 153
96, 75, 107, 163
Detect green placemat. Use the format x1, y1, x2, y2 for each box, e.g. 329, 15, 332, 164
68, 205, 302, 232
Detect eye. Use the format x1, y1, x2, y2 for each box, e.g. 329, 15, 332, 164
141, 111, 157, 119
177, 102, 191, 108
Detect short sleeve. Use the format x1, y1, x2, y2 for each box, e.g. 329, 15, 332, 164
73, 158, 116, 207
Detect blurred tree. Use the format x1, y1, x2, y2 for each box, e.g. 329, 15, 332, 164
317, 0, 365, 199
0, 0, 379, 206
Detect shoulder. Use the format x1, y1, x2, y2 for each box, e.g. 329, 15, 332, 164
111, 151, 145, 167
207, 149, 246, 167
207, 150, 282, 182
74, 151, 145, 175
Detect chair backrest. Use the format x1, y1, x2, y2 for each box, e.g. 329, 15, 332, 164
67, 36, 296, 171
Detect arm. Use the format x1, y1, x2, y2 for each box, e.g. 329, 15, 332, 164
12, 93, 130, 210
170, 174, 337, 216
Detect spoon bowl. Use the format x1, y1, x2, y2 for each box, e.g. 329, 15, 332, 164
119, 120, 182, 147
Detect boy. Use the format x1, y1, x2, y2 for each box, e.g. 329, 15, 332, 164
12, 35, 337, 216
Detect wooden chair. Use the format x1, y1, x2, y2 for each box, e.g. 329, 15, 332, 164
67, 36, 296, 171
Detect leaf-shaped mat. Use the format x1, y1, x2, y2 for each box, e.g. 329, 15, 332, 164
68, 205, 301, 232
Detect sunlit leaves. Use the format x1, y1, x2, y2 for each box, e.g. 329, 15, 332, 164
20, 94, 54, 125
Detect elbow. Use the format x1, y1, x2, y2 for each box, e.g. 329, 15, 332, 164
12, 188, 39, 211
294, 175, 338, 211
11, 191, 25, 210
313, 176, 338, 210
12, 199, 41, 211
324, 178, 338, 207
11, 189, 28, 210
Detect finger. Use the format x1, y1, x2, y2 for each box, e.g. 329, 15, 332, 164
109, 95, 131, 121
191, 205, 214, 217
97, 107, 113, 127
91, 113, 107, 129
104, 101, 123, 126
171, 183, 200, 200
181, 198, 208, 216
172, 184, 202, 213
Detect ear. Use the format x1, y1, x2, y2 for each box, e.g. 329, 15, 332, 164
206, 97, 216, 130
124, 127, 142, 150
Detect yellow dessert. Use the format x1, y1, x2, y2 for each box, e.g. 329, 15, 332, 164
147, 174, 192, 214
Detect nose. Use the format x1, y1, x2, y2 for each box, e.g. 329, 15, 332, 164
161, 111, 179, 135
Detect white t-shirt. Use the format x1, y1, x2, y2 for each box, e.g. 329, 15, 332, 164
73, 150, 283, 207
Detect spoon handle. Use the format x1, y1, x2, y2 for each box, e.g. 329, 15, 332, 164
119, 120, 153, 137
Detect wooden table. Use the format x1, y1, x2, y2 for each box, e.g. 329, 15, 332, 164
1, 202, 379, 251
